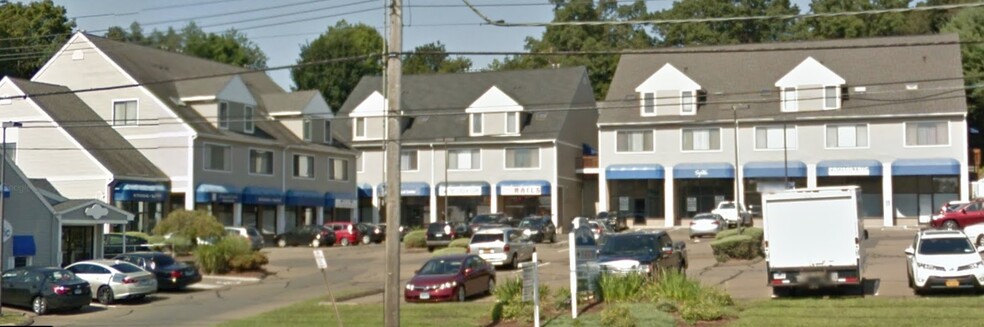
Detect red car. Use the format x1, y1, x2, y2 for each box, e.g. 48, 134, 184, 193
324, 222, 361, 246
404, 254, 496, 302
931, 201, 984, 229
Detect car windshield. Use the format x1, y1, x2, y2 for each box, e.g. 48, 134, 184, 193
247, 228, 262, 237
694, 214, 717, 220
427, 223, 449, 233
919, 237, 976, 255
111, 263, 144, 273
719, 203, 735, 209
518, 219, 542, 228
471, 215, 498, 224
472, 233, 505, 243
599, 235, 656, 256
46, 270, 82, 282
417, 259, 463, 275
152, 255, 176, 267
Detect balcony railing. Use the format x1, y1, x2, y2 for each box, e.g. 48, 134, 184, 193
576, 155, 598, 170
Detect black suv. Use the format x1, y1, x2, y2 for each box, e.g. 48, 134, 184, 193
468, 213, 511, 233
425, 221, 471, 252
596, 211, 630, 231
596, 231, 687, 278
518, 216, 557, 243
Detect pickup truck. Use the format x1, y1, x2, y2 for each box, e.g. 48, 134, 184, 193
596, 231, 687, 278
711, 201, 751, 228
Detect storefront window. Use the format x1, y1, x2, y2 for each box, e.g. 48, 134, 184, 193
607, 180, 663, 218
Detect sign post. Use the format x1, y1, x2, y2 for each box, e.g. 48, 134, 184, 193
568, 232, 577, 319
521, 252, 541, 326
314, 250, 343, 327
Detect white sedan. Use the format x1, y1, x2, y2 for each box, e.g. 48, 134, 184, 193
905, 229, 984, 295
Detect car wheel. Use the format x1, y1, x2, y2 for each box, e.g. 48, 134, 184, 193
509, 254, 518, 269
549, 233, 556, 243
97, 286, 115, 305
277, 239, 287, 248
311, 238, 321, 248
942, 220, 959, 230
32, 296, 48, 315
907, 273, 914, 288
427, 246, 434, 252
456, 286, 466, 302
362, 235, 371, 245
486, 278, 496, 295
340, 238, 350, 247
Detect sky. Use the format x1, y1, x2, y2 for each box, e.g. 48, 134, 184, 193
51, 0, 814, 91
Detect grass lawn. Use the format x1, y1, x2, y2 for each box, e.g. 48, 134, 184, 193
219, 297, 493, 327
541, 303, 677, 327
0, 313, 30, 325
735, 296, 984, 326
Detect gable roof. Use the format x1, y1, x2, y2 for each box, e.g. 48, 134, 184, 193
602, 34, 967, 125
8, 78, 169, 181
336, 67, 596, 144
775, 56, 846, 87
261, 90, 331, 117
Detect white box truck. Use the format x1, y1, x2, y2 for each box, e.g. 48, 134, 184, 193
762, 186, 868, 296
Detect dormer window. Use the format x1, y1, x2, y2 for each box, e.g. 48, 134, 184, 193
470, 113, 484, 136
505, 112, 519, 134
681, 91, 695, 115
642, 93, 655, 115
776, 57, 845, 112
824, 86, 839, 109
244, 106, 255, 133
354, 118, 366, 138
634, 63, 702, 117
302, 119, 312, 141
218, 102, 229, 129
782, 87, 797, 112
324, 120, 332, 143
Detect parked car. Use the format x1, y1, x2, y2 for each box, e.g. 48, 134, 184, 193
225, 226, 265, 250
689, 213, 726, 240
275, 225, 337, 248
65, 260, 157, 305
102, 233, 151, 259
747, 204, 763, 218
596, 211, 629, 231
467, 227, 535, 269
964, 223, 984, 247
395, 225, 411, 241
404, 254, 496, 302
931, 200, 983, 230
324, 222, 361, 246
112, 252, 201, 291
518, 216, 557, 243
930, 200, 973, 228
712, 201, 751, 228
468, 213, 510, 233
905, 229, 984, 295
587, 220, 615, 243
597, 231, 687, 278
426, 221, 471, 252
356, 223, 385, 244
1, 267, 90, 315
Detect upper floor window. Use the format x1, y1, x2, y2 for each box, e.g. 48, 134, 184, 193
826, 124, 868, 148
755, 126, 797, 150
401, 150, 418, 171
218, 102, 229, 129
204, 143, 231, 172
449, 149, 481, 170
302, 119, 312, 141
642, 92, 655, 115
324, 120, 332, 143
781, 88, 797, 112
249, 149, 274, 175
681, 91, 695, 115
824, 86, 839, 109
470, 113, 484, 135
905, 121, 948, 146
505, 147, 539, 169
113, 100, 138, 126
682, 128, 721, 152
616, 130, 653, 153
354, 118, 366, 138
292, 154, 314, 178
328, 158, 349, 181
244, 106, 255, 133
505, 112, 519, 134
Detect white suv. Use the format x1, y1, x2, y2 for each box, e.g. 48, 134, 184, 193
905, 229, 984, 294
467, 227, 535, 269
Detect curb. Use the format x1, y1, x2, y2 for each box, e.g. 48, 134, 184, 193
202, 275, 263, 282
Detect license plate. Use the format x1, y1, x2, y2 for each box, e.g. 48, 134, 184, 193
74, 289, 82, 294
419, 292, 430, 300
435, 234, 443, 237
481, 249, 492, 254
946, 279, 960, 287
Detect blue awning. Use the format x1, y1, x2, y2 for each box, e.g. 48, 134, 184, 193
377, 182, 430, 197
606, 164, 664, 180
892, 158, 960, 176
2, 185, 8, 198
194, 184, 241, 203
743, 161, 807, 178
242, 187, 284, 205
817, 160, 882, 177
497, 180, 551, 196
285, 190, 324, 207
437, 182, 491, 196
357, 184, 373, 198
113, 182, 168, 202
329, 192, 358, 208
673, 163, 734, 179
12, 235, 35, 256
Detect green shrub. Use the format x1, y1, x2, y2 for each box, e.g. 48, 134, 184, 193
194, 245, 226, 274
493, 277, 523, 303
448, 238, 471, 248
715, 228, 739, 240
153, 210, 224, 244
229, 252, 269, 272
194, 237, 264, 274
432, 247, 466, 257
655, 299, 678, 313
490, 278, 548, 323
553, 287, 571, 310
710, 235, 761, 262
164, 235, 194, 255
403, 231, 426, 249
597, 273, 647, 303
600, 305, 637, 327
715, 227, 763, 241
680, 303, 726, 323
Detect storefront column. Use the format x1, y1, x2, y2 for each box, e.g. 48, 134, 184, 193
276, 205, 286, 234
736, 165, 745, 206
490, 185, 499, 213
371, 187, 381, 224
350, 207, 357, 222
664, 169, 675, 227
882, 163, 894, 227
598, 169, 609, 212
316, 207, 324, 225
807, 163, 818, 188
551, 183, 559, 228
184, 190, 195, 211
233, 203, 243, 226
429, 190, 438, 223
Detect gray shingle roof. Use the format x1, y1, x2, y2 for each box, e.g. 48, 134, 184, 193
10, 78, 169, 181
601, 34, 967, 125
261, 91, 321, 115
52, 199, 97, 212
335, 67, 596, 144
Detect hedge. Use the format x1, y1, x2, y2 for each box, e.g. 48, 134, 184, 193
404, 231, 426, 249
715, 227, 763, 241
448, 238, 471, 249
710, 235, 761, 262
432, 247, 466, 257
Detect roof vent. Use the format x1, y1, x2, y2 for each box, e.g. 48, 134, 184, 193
853, 86, 867, 93
906, 84, 919, 90
71, 50, 84, 61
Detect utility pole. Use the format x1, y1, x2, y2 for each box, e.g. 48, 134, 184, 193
383, 0, 402, 326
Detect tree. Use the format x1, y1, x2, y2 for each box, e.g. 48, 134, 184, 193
791, 0, 930, 40
403, 42, 472, 74
291, 20, 384, 111
102, 22, 267, 69
654, 0, 800, 46
0, 0, 75, 78
153, 210, 225, 244
942, 7, 984, 120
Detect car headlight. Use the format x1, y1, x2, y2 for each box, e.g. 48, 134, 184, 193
638, 264, 650, 273
438, 281, 457, 289
959, 262, 984, 271
917, 263, 946, 271
405, 283, 414, 290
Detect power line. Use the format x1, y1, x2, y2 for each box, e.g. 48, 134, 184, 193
70, 0, 259, 19
197, 0, 379, 31
88, 0, 342, 31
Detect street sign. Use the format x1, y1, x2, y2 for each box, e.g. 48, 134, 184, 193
313, 250, 328, 269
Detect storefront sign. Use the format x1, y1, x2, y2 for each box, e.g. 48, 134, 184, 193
84, 205, 109, 220
129, 192, 165, 201
2, 220, 11, 242
694, 169, 709, 178
401, 189, 424, 196
335, 198, 358, 209
618, 197, 630, 211
827, 167, 871, 176
686, 197, 697, 212
500, 185, 542, 196
214, 193, 239, 203
438, 185, 485, 197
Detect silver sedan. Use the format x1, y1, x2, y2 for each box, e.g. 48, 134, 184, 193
65, 260, 157, 305
689, 213, 726, 240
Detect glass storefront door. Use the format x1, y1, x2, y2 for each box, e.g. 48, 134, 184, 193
61, 226, 94, 266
